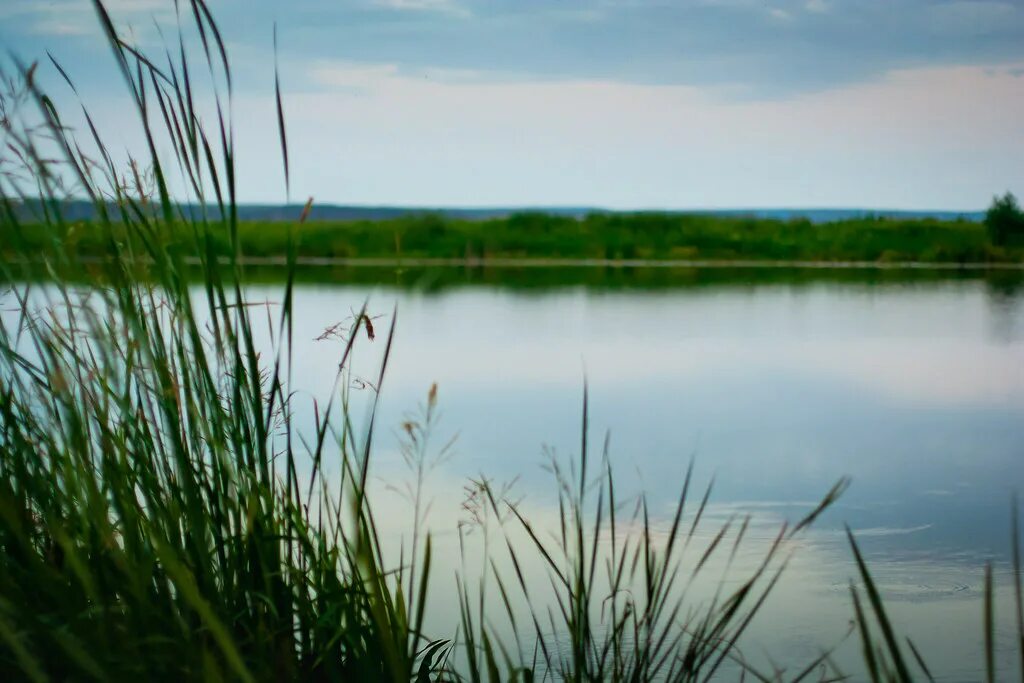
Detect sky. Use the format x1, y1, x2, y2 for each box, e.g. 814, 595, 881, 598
1, 0, 1023, 210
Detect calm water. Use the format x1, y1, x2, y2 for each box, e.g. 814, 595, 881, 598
268, 273, 1023, 680
11, 272, 1024, 679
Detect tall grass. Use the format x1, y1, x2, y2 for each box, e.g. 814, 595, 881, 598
0, 2, 1021, 681
452, 416, 853, 682
0, 2, 436, 679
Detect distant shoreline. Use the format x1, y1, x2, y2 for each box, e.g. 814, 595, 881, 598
9, 211, 1022, 266
19, 255, 1024, 271
206, 256, 1024, 270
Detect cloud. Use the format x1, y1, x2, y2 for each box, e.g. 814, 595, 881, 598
1, 0, 174, 39
309, 61, 401, 93
373, 0, 468, 16
31, 19, 93, 37
6, 0, 1024, 98
233, 57, 1023, 209
309, 59, 491, 92
848, 524, 933, 537
260, 0, 1024, 97
927, 1, 1019, 36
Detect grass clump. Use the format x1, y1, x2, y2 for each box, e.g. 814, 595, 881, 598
0, 2, 433, 679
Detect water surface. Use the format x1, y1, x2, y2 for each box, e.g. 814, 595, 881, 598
10, 270, 1023, 679
270, 272, 1023, 680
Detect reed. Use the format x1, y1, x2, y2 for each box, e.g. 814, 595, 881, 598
0, 2, 433, 679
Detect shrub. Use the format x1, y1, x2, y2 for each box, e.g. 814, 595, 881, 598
985, 191, 1024, 246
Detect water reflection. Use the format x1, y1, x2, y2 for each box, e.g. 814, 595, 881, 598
272, 274, 1021, 680
362, 463, 1020, 681
985, 270, 1024, 342
264, 275, 1023, 554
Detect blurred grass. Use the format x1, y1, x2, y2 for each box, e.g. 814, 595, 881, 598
0, 1, 439, 679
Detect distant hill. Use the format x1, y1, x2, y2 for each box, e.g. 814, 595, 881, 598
10, 200, 984, 224
693, 208, 985, 223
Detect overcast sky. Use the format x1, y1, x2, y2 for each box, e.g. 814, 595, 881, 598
1, 0, 1023, 210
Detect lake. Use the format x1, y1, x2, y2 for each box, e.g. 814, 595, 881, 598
8, 268, 1023, 679
255, 269, 1022, 680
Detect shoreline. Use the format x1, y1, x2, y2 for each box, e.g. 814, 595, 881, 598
196, 256, 1024, 270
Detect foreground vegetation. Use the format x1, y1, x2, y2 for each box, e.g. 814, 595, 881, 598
0, 2, 1022, 681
